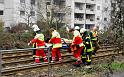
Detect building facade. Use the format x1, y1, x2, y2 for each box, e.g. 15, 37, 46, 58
0, 0, 111, 30
0, 0, 37, 30
67, 0, 111, 30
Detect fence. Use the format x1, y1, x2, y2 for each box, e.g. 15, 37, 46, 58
0, 46, 52, 77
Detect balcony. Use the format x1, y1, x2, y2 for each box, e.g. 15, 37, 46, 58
75, 2, 85, 12
75, 18, 84, 24
86, 9, 95, 14
86, 19, 95, 24
75, 7, 85, 13
86, 4, 95, 14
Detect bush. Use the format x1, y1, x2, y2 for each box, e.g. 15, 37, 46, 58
0, 19, 3, 32
0, 33, 16, 49
0, 32, 34, 49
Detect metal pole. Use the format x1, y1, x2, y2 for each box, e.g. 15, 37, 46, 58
84, 0, 86, 29
0, 51, 2, 77
48, 47, 51, 77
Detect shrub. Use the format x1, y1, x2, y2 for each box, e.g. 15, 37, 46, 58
0, 33, 16, 49
0, 19, 3, 32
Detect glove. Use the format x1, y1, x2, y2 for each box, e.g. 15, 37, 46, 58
28, 43, 31, 46
28, 41, 31, 46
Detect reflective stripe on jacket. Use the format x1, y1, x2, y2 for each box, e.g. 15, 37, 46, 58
91, 31, 98, 41
31, 33, 45, 47
50, 30, 62, 48
72, 30, 84, 47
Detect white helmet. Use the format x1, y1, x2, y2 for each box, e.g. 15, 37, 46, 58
80, 28, 86, 33
74, 26, 80, 30
32, 24, 40, 32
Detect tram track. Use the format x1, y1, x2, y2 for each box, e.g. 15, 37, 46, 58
1, 45, 123, 76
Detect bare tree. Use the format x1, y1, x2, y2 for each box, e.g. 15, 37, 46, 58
100, 0, 124, 49
37, 0, 71, 30
19, 1, 37, 27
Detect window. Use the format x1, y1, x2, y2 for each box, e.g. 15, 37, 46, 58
97, 16, 100, 20
0, 10, 3, 15
20, 11, 25, 16
74, 24, 84, 28
30, 11, 35, 16
46, 2, 51, 5
104, 18, 107, 21
31, 0, 35, 5
0, 0, 4, 3
20, 0, 25, 3
85, 24, 94, 29
85, 25, 90, 29
97, 6, 100, 10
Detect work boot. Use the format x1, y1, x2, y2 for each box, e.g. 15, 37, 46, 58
51, 60, 55, 63
35, 58, 40, 63
92, 51, 96, 55
59, 58, 62, 62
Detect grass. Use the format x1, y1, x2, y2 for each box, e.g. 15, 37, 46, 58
98, 61, 124, 71
58, 61, 124, 77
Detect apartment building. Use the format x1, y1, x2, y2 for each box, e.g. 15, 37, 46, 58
0, 0, 111, 30
45, 0, 69, 27
0, 0, 37, 30
36, 0, 111, 30
0, 0, 4, 22
66, 0, 111, 30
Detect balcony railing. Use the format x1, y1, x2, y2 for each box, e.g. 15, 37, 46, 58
86, 19, 95, 24
75, 18, 84, 24
75, 7, 85, 13
86, 9, 95, 14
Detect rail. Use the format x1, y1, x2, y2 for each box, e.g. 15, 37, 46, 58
0, 46, 52, 77
0, 45, 121, 77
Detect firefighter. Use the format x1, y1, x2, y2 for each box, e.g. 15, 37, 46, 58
28, 25, 48, 63
80, 28, 93, 65
69, 26, 84, 66
90, 26, 99, 55
31, 24, 39, 60
49, 28, 62, 62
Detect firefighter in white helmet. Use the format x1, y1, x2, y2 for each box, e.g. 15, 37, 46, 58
32, 24, 40, 32
28, 25, 48, 63
69, 27, 84, 66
